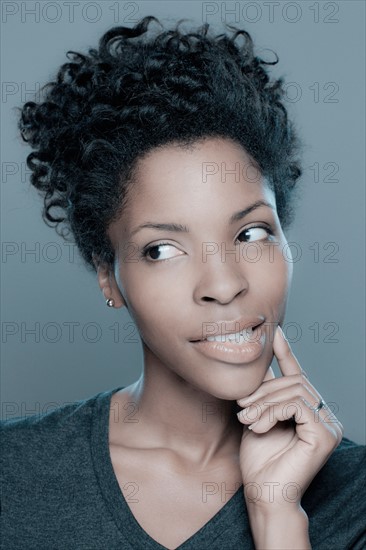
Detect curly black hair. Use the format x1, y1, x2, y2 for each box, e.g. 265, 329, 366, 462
17, 15, 303, 274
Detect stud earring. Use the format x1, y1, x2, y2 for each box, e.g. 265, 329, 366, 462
106, 298, 115, 307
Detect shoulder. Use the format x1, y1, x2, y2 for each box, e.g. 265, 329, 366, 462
1, 393, 94, 439
304, 435, 365, 499
320, 434, 365, 466
303, 436, 365, 549
317, 435, 365, 479
0, 388, 121, 546
0, 388, 115, 470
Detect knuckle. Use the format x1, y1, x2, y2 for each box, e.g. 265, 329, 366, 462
324, 428, 340, 447
295, 382, 306, 392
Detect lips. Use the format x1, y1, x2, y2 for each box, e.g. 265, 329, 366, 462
191, 323, 266, 364
190, 317, 265, 342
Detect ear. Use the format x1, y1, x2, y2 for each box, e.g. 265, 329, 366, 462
93, 254, 126, 308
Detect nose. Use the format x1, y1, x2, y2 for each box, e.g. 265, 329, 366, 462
193, 251, 249, 305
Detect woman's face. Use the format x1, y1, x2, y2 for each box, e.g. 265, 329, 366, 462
105, 137, 293, 400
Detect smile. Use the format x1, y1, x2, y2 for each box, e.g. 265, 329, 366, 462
191, 326, 266, 365
205, 327, 255, 343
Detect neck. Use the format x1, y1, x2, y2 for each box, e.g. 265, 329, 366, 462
122, 351, 243, 469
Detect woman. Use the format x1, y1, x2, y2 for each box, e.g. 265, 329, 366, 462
1, 15, 365, 550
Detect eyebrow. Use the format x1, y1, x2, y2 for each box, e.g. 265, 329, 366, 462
129, 200, 275, 237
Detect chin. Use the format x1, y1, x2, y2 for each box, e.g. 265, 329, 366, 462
195, 379, 258, 403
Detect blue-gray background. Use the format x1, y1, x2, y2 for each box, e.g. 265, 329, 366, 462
1, 1, 365, 444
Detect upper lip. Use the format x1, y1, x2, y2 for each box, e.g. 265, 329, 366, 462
190, 317, 265, 341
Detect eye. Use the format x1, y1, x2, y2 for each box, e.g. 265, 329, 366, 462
141, 225, 275, 263
141, 243, 183, 262
236, 225, 274, 244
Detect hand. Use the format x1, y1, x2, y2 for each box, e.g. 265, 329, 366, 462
236, 325, 344, 514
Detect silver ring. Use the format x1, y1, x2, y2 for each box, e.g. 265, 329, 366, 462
313, 399, 326, 412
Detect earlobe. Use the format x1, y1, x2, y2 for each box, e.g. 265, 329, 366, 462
95, 260, 126, 309
102, 287, 126, 309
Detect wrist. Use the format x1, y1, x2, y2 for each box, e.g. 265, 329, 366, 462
246, 505, 311, 549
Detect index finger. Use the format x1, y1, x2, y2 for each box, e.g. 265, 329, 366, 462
273, 325, 303, 377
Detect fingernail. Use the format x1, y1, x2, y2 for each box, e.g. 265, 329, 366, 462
237, 398, 250, 405
248, 421, 259, 431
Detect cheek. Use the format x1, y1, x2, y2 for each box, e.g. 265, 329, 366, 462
267, 244, 292, 292
250, 242, 292, 314
116, 265, 178, 341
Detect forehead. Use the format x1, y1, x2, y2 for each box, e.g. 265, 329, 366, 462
109, 137, 276, 241
133, 137, 257, 183
128, 137, 271, 204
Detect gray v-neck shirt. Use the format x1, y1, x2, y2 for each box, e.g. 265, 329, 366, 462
1, 386, 365, 549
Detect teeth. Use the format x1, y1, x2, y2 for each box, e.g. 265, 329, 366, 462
206, 328, 254, 343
